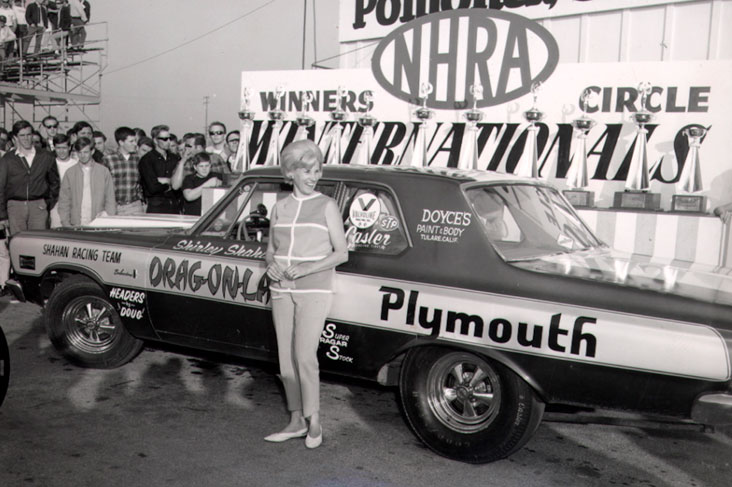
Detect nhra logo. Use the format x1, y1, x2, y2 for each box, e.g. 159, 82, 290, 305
371, 9, 559, 109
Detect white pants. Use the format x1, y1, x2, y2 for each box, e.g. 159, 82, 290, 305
271, 291, 332, 418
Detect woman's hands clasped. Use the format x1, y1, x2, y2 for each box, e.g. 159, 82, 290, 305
266, 262, 316, 281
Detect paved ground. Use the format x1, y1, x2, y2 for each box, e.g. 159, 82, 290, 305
1, 300, 731, 487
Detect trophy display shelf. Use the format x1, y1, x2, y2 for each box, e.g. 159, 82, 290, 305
612, 190, 661, 211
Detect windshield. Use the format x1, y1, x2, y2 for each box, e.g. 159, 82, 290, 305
465, 184, 603, 261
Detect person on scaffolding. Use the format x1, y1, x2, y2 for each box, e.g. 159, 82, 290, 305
0, 15, 16, 65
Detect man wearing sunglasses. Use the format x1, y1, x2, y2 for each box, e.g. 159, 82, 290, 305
205, 121, 230, 162
40, 115, 59, 151
139, 124, 180, 214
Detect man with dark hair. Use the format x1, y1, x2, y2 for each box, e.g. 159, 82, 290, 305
49, 132, 75, 227
57, 136, 115, 226
102, 126, 143, 216
139, 124, 180, 214
40, 115, 59, 151
0, 119, 59, 236
92, 129, 106, 158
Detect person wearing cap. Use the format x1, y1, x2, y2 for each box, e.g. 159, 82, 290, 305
0, 13, 16, 63
263, 140, 348, 449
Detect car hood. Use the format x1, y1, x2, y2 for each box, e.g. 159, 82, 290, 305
512, 248, 732, 307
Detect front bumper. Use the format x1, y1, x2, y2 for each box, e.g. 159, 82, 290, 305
4, 279, 26, 303
691, 392, 732, 425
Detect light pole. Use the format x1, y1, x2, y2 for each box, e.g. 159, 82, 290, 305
203, 95, 211, 134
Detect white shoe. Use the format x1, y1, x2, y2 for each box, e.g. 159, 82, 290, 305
305, 428, 322, 449
264, 427, 308, 442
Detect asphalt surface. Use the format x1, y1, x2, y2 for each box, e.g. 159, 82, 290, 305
1, 299, 731, 487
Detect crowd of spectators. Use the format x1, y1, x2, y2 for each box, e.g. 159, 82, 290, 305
0, 117, 241, 296
0, 0, 90, 67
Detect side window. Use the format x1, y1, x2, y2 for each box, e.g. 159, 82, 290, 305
341, 185, 408, 255
200, 182, 286, 242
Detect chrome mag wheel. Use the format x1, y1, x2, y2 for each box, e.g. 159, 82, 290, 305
61, 296, 120, 355
426, 352, 502, 433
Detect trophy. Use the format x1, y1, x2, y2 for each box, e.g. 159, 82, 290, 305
457, 83, 484, 170
409, 82, 434, 167
353, 91, 377, 165
326, 86, 349, 165
515, 82, 543, 178
234, 86, 255, 172
672, 126, 707, 213
563, 88, 596, 208
295, 91, 315, 141
264, 85, 286, 166
614, 82, 660, 210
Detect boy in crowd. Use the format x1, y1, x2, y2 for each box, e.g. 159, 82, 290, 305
181, 152, 221, 216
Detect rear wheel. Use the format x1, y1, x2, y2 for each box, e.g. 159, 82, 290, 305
44, 276, 143, 368
399, 346, 544, 463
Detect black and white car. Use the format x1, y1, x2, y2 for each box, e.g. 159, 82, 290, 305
6, 165, 732, 463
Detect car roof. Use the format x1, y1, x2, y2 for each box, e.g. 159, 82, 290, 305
244, 164, 538, 185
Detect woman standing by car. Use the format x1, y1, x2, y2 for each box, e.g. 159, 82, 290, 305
263, 140, 348, 449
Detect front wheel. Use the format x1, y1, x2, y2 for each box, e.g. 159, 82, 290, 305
44, 276, 143, 368
399, 347, 544, 463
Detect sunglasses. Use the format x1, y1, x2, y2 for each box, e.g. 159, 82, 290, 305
157, 136, 171, 141
209, 130, 225, 136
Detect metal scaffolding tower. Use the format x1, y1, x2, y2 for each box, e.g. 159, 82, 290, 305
0, 22, 108, 129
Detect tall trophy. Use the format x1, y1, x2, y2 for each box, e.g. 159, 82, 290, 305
353, 91, 377, 165
613, 82, 660, 210
672, 126, 707, 213
515, 82, 543, 178
409, 82, 434, 167
326, 86, 349, 165
563, 88, 596, 208
295, 91, 315, 141
264, 85, 286, 166
234, 86, 255, 172
458, 83, 484, 170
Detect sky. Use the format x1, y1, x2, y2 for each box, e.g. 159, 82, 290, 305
91, 0, 340, 138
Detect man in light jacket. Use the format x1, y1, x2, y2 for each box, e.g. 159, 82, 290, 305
57, 136, 115, 226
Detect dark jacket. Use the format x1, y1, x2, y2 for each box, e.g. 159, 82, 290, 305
0, 149, 60, 220
25, 2, 49, 28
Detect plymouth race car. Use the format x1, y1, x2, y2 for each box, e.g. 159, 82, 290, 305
6, 165, 732, 463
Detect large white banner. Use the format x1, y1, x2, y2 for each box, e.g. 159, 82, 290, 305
339, 0, 697, 43
240, 60, 731, 210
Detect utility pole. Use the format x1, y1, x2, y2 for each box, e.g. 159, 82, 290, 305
203, 95, 210, 134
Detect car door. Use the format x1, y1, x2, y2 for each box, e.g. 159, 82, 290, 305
145, 180, 285, 357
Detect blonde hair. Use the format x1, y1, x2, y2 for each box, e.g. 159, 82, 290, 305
280, 140, 323, 179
